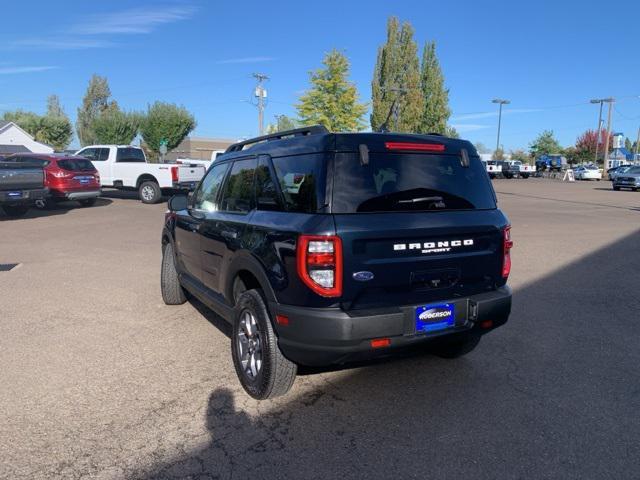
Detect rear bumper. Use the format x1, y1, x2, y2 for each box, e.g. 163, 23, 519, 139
172, 181, 199, 191
0, 188, 48, 205
270, 286, 512, 366
50, 189, 101, 200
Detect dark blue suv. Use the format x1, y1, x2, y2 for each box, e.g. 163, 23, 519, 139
161, 126, 513, 399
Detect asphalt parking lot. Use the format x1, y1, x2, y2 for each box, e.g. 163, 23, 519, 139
1, 179, 639, 479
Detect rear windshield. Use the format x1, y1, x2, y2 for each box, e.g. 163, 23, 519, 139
58, 158, 96, 171
332, 152, 496, 213
116, 148, 146, 163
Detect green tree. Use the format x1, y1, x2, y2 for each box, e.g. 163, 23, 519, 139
624, 137, 633, 151
492, 148, 505, 161
46, 94, 65, 118
296, 50, 367, 132
140, 102, 196, 160
510, 149, 530, 162
266, 114, 298, 134
529, 130, 562, 157
76, 74, 117, 146
474, 142, 491, 154
93, 110, 141, 145
37, 115, 73, 151
444, 125, 459, 138
2, 110, 42, 137
371, 17, 424, 132
3, 108, 72, 151
418, 41, 451, 134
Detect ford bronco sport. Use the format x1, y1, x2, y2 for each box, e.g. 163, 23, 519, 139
161, 126, 512, 399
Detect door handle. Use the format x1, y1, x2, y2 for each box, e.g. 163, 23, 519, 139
221, 230, 238, 240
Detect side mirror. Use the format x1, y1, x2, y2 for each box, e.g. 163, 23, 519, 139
168, 194, 188, 212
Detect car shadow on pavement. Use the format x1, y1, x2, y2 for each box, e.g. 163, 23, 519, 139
99, 189, 169, 203
0, 198, 112, 220
133, 229, 640, 480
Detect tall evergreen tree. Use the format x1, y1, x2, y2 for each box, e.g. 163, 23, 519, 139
371, 17, 424, 132
296, 50, 367, 132
418, 41, 451, 134
46, 94, 65, 117
76, 75, 117, 146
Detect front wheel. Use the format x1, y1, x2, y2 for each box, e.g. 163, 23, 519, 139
139, 181, 162, 204
232, 289, 297, 400
1, 205, 29, 217
432, 334, 481, 359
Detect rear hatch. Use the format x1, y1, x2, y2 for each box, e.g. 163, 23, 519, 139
331, 139, 508, 311
0, 162, 44, 190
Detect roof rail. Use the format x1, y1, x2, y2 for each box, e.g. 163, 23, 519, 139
225, 125, 329, 153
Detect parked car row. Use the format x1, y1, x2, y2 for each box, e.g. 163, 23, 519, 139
481, 160, 536, 179
1, 145, 209, 217
612, 165, 640, 191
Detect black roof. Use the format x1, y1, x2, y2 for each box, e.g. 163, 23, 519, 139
218, 126, 476, 162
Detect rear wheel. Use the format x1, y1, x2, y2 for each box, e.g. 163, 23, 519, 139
613, 187, 620, 191
432, 334, 481, 359
161, 243, 187, 305
78, 198, 97, 207
232, 289, 297, 399
1, 205, 29, 217
139, 181, 161, 204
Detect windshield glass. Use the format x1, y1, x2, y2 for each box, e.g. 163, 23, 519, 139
332, 152, 496, 213
627, 166, 640, 174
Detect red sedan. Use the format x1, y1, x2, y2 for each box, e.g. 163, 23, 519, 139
6, 153, 101, 207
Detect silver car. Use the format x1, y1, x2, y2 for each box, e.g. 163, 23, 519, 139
613, 166, 640, 191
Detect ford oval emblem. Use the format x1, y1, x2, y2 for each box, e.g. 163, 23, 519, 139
352, 271, 374, 282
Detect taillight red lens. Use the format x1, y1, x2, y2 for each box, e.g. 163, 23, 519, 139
296, 235, 343, 297
384, 142, 445, 152
171, 166, 179, 182
502, 225, 513, 278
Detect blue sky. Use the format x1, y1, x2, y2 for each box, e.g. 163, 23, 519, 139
2, 0, 640, 150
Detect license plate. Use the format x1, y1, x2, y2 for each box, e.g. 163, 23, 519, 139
415, 303, 455, 333
7, 191, 23, 198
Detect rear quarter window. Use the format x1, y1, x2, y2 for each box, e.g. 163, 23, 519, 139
332, 152, 496, 213
271, 154, 327, 213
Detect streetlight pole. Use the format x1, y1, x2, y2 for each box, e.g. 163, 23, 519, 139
492, 99, 510, 155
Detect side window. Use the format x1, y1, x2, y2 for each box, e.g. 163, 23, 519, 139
219, 158, 257, 214
98, 148, 110, 161
255, 157, 283, 211
78, 148, 97, 160
116, 148, 145, 162
193, 163, 229, 212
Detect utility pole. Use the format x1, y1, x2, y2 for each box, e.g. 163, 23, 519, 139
252, 73, 269, 136
634, 126, 640, 161
590, 99, 605, 164
492, 99, 510, 155
601, 98, 615, 174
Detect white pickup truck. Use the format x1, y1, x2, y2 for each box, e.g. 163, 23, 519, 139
481, 160, 502, 178
75, 145, 206, 204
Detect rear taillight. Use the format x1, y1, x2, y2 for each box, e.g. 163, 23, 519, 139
502, 225, 513, 279
296, 235, 343, 297
171, 166, 179, 182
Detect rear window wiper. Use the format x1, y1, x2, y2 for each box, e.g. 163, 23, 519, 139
396, 196, 445, 208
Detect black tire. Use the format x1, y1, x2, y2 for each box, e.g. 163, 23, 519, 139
521, 174, 529, 179
232, 289, 297, 400
432, 334, 481, 359
78, 198, 97, 207
161, 242, 187, 305
613, 187, 620, 191
1, 205, 29, 217
139, 181, 161, 204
